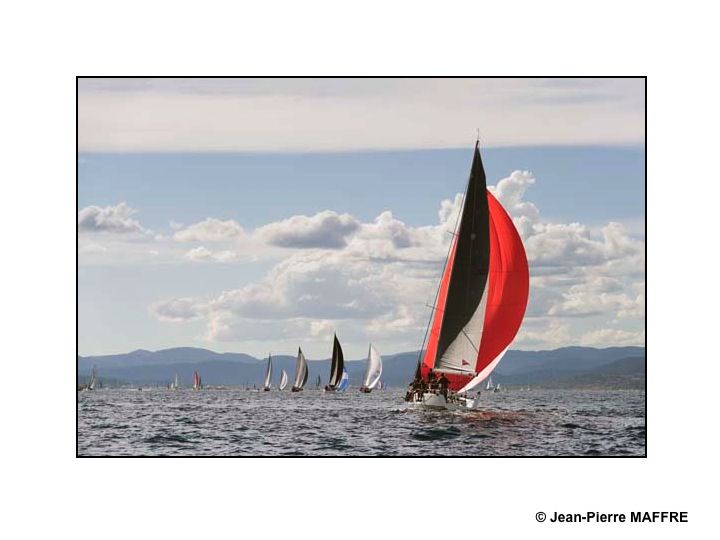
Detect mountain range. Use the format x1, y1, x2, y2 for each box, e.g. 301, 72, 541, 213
78, 346, 645, 389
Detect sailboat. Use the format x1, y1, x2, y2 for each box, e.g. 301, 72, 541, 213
263, 354, 273, 391
407, 141, 529, 410
291, 347, 309, 392
494, 382, 501, 393
315, 374, 322, 389
324, 334, 344, 392
192, 370, 201, 391
87, 365, 97, 390
171, 373, 179, 390
279, 369, 288, 391
360, 344, 383, 393
485, 376, 494, 391
336, 369, 349, 392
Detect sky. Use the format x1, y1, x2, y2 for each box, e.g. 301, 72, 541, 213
78, 78, 645, 359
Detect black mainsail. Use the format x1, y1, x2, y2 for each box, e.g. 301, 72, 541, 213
327, 334, 344, 389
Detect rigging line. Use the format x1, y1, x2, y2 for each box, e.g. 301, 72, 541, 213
414, 165, 470, 368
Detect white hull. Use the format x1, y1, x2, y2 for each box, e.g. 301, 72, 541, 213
408, 392, 476, 411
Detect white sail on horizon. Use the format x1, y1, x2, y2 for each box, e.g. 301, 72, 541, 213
279, 369, 288, 391
362, 344, 383, 390
263, 355, 273, 390
292, 348, 308, 390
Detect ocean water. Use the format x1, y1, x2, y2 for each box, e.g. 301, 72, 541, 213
77, 388, 645, 457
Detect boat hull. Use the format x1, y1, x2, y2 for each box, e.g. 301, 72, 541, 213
408, 392, 477, 411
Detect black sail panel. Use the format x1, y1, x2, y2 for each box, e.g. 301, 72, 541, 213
435, 143, 491, 366
329, 335, 345, 387
331, 335, 345, 387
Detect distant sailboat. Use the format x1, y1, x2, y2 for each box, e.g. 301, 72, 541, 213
324, 335, 344, 392
263, 354, 273, 391
360, 344, 382, 393
291, 347, 309, 392
485, 376, 494, 391
336, 369, 349, 392
316, 374, 321, 389
279, 369, 288, 391
171, 373, 179, 390
406, 141, 529, 410
494, 382, 501, 393
87, 365, 97, 390
192, 370, 201, 391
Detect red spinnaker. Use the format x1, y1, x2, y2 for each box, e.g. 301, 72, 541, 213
421, 190, 529, 391
475, 191, 529, 374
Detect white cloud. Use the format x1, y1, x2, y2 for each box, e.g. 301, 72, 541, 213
580, 328, 645, 347
78, 202, 149, 235
257, 210, 360, 249
150, 297, 205, 322
184, 246, 238, 263
149, 168, 645, 352
174, 218, 244, 242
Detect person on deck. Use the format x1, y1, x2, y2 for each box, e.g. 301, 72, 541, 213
426, 370, 438, 392
438, 373, 450, 398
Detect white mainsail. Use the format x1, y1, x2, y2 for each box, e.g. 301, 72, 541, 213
263, 355, 273, 390
361, 344, 383, 390
279, 369, 288, 391
88, 366, 97, 390
292, 348, 308, 390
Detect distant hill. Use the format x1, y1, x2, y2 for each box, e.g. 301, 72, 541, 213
534, 356, 645, 389
78, 346, 645, 389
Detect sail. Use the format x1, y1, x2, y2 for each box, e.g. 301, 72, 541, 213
88, 366, 97, 390
193, 370, 200, 390
279, 369, 288, 390
336, 369, 349, 391
486, 376, 493, 390
292, 347, 309, 389
328, 335, 344, 388
362, 344, 383, 390
316, 374, 321, 388
420, 143, 529, 392
264, 355, 273, 390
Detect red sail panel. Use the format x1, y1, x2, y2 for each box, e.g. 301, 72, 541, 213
421, 232, 458, 373
474, 191, 529, 374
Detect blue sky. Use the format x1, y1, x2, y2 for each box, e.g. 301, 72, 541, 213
78, 78, 645, 358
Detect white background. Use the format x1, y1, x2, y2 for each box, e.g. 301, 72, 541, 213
1, 1, 716, 538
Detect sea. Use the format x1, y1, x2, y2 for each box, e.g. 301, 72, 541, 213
77, 387, 646, 457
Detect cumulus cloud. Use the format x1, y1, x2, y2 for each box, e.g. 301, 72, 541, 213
184, 246, 238, 263
150, 168, 645, 352
150, 297, 205, 322
174, 218, 244, 242
78, 202, 149, 234
257, 210, 360, 249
